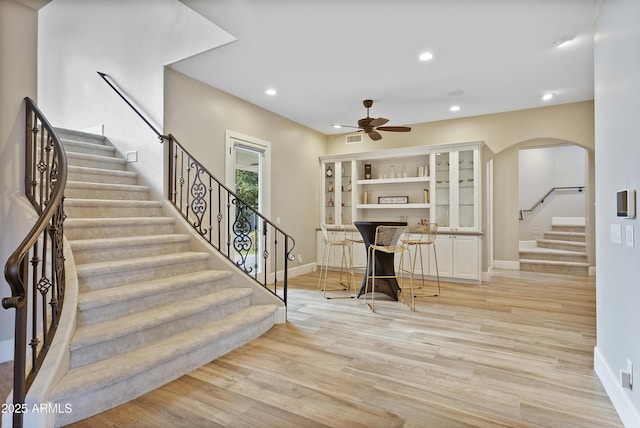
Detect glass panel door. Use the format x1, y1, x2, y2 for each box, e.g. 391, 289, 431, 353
457, 149, 476, 229
234, 145, 263, 273
434, 152, 450, 228
341, 161, 353, 225
324, 161, 336, 224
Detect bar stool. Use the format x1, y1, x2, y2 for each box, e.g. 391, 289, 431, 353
364, 225, 408, 312
401, 223, 441, 311
317, 223, 356, 299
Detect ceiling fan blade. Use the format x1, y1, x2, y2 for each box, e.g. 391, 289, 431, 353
376, 126, 411, 132
333, 124, 361, 129
367, 130, 382, 141
369, 117, 389, 127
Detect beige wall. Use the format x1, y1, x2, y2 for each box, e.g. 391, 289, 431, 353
164, 70, 594, 269
164, 68, 327, 269
327, 101, 595, 265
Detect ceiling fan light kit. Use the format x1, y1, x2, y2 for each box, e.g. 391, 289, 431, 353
336, 99, 412, 141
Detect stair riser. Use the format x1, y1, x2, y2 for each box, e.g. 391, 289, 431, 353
68, 156, 125, 171
71, 239, 190, 265
57, 130, 107, 145
67, 170, 139, 185
65, 204, 163, 218
70, 295, 251, 368
552, 225, 586, 233
65, 186, 150, 201
519, 252, 587, 263
54, 312, 275, 426
520, 262, 589, 276
65, 222, 175, 240
537, 241, 585, 252
77, 277, 232, 327
543, 233, 585, 243
77, 258, 210, 292
63, 142, 115, 157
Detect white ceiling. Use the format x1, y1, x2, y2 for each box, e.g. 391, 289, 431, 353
173, 0, 598, 137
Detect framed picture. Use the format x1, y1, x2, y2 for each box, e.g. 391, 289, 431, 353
378, 196, 409, 204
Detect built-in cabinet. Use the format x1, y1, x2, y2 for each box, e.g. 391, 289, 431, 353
322, 160, 354, 225
318, 142, 484, 283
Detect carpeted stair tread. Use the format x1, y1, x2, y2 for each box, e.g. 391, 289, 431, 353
75, 252, 210, 278
62, 139, 115, 156
65, 198, 161, 209
519, 258, 589, 267
67, 151, 126, 166
68, 165, 136, 177
66, 180, 150, 194
71, 287, 253, 351
69, 234, 191, 263
52, 304, 277, 401
536, 239, 585, 248
78, 270, 232, 312
519, 247, 585, 255
70, 233, 190, 252
64, 216, 176, 240
65, 216, 174, 228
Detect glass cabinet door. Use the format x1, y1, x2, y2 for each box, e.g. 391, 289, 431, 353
456, 149, 476, 229
434, 152, 450, 228
340, 161, 353, 225
324, 161, 336, 224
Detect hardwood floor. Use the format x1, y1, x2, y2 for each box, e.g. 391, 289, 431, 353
68, 270, 622, 427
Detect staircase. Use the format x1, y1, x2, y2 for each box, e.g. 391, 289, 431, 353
48, 129, 279, 426
519, 218, 589, 275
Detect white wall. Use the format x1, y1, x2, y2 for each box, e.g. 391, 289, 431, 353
519, 145, 586, 241
38, 0, 234, 195
594, 0, 640, 425
0, 0, 41, 362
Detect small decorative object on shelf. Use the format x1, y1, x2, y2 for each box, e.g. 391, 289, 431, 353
348, 180, 352, 191
327, 183, 334, 192
364, 163, 372, 179
326, 165, 333, 177
424, 189, 430, 203
328, 197, 334, 207
378, 195, 409, 204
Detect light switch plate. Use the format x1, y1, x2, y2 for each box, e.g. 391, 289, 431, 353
626, 225, 635, 247
611, 224, 622, 244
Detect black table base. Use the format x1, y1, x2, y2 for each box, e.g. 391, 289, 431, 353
354, 221, 407, 301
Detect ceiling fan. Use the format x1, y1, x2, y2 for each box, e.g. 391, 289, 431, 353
334, 99, 411, 141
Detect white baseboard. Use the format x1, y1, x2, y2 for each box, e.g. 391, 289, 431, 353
493, 260, 520, 270
594, 346, 640, 427
287, 262, 316, 278
0, 338, 13, 363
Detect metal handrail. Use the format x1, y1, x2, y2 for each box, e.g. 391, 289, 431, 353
97, 71, 169, 143
98, 71, 294, 305
519, 186, 584, 220
168, 135, 295, 305
3, 97, 68, 428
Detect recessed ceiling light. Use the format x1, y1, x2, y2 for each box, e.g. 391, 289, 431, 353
265, 88, 277, 96
332, 124, 342, 129
419, 52, 434, 62
554, 36, 575, 48
542, 93, 554, 101
450, 105, 460, 112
